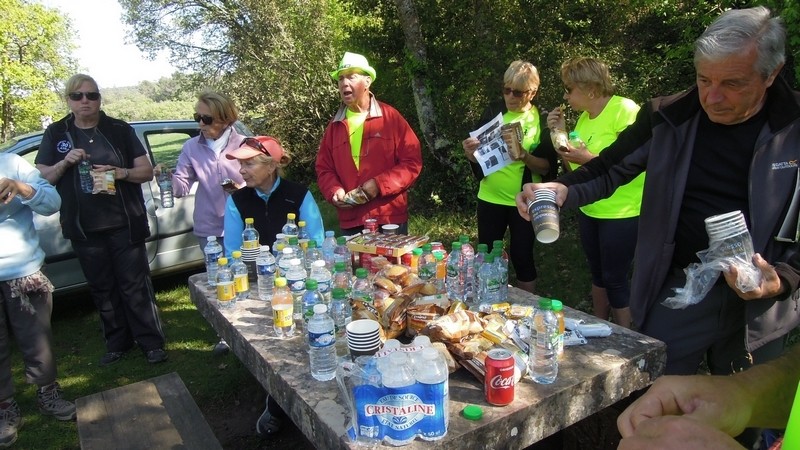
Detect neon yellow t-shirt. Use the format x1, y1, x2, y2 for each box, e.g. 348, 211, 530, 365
346, 109, 368, 169
572, 95, 643, 219
478, 108, 543, 206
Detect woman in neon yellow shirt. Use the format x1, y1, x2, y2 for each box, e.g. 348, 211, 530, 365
462, 61, 557, 293
547, 57, 641, 327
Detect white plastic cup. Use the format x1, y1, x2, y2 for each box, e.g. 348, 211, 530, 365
381, 224, 399, 235
528, 190, 560, 243
704, 211, 754, 260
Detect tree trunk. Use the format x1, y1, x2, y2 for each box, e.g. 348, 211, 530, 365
392, 0, 450, 165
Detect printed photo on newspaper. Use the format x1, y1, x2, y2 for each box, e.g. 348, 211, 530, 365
470, 113, 512, 177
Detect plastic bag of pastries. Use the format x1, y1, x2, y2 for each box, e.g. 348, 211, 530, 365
421, 310, 485, 343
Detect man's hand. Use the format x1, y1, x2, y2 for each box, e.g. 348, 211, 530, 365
361, 179, 379, 200
617, 375, 752, 440
515, 182, 567, 221
618, 416, 745, 450
723, 253, 784, 300
331, 188, 352, 209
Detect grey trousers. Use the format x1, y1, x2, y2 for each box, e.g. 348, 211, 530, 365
641, 269, 785, 376
0, 282, 56, 400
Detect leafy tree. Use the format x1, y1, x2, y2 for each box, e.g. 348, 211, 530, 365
0, 0, 76, 139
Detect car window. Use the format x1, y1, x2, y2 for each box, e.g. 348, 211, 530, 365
144, 131, 194, 170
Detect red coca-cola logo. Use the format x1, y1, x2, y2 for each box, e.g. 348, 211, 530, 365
489, 374, 514, 389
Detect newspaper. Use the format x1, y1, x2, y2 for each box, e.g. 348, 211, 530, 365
470, 113, 513, 177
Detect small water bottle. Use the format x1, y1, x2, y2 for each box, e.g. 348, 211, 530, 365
204, 236, 223, 287
282, 213, 299, 239
379, 352, 416, 445
286, 258, 307, 331
215, 257, 236, 308
329, 287, 351, 343
304, 240, 323, 272
256, 245, 276, 301
321, 231, 337, 269
309, 259, 332, 304
332, 261, 352, 297
351, 268, 373, 303
158, 171, 174, 208
308, 303, 337, 381
231, 250, 250, 300
79, 159, 93, 193
242, 218, 260, 250
334, 236, 352, 274
459, 235, 475, 304
414, 347, 450, 441
531, 298, 558, 384
568, 131, 584, 149
302, 278, 324, 330
446, 242, 466, 301
477, 253, 502, 304
297, 220, 310, 251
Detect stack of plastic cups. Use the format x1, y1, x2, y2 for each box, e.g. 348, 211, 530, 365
527, 189, 560, 244
703, 210, 754, 260
345, 319, 382, 361
239, 246, 260, 283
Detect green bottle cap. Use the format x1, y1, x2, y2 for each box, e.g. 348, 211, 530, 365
538, 298, 552, 310
462, 404, 483, 421
551, 299, 563, 311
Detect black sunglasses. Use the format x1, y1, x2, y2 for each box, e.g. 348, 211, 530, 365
193, 113, 214, 125
68, 92, 101, 101
240, 137, 269, 155
502, 87, 532, 98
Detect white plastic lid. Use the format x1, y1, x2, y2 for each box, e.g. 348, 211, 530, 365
276, 233, 285, 239
422, 347, 439, 360
290, 258, 302, 266
260, 245, 270, 252
282, 248, 293, 254
207, 236, 216, 241
384, 339, 402, 349
325, 230, 335, 237
313, 303, 327, 314
413, 335, 432, 347
312, 260, 326, 268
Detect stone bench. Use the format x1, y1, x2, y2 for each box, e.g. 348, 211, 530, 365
76, 372, 222, 450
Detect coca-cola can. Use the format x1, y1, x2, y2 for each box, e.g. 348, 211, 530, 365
364, 218, 378, 233
485, 348, 515, 406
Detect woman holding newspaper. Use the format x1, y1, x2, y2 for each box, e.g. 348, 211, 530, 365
462, 60, 557, 294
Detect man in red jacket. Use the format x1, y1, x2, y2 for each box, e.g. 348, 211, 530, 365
316, 52, 423, 235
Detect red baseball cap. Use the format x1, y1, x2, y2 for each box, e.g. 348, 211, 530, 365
226, 136, 285, 161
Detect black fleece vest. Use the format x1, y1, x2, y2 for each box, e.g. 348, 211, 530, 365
231, 179, 308, 248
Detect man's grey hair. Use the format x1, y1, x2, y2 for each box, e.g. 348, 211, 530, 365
694, 6, 786, 79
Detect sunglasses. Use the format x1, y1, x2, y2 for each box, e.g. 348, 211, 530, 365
240, 137, 269, 156
193, 113, 214, 125
503, 87, 532, 98
68, 92, 101, 101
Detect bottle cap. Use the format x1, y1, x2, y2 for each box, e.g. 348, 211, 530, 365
313, 303, 327, 314
287, 213, 296, 220
275, 277, 287, 287
538, 298, 552, 310
412, 248, 423, 256
305, 279, 318, 289
218, 257, 228, 265
337, 236, 347, 245
462, 405, 483, 421
551, 299, 563, 312
332, 287, 346, 299
232, 250, 241, 258
355, 268, 368, 278
245, 217, 254, 224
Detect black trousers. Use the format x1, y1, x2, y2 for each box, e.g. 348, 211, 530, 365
72, 228, 165, 352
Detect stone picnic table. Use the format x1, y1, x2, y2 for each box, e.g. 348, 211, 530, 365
187, 273, 665, 449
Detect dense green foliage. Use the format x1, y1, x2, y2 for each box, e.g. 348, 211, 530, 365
0, 0, 75, 140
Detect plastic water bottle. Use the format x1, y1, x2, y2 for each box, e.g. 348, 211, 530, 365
158, 172, 174, 208
379, 352, 416, 445
309, 259, 332, 303
272, 233, 287, 257
204, 236, 223, 287
277, 247, 295, 277
492, 244, 509, 299
308, 303, 337, 381
459, 235, 475, 304
242, 218, 260, 251
332, 261, 352, 297
474, 243, 488, 287
531, 298, 558, 384
303, 240, 322, 271
334, 236, 352, 274
302, 279, 324, 338
568, 131, 584, 149
285, 258, 307, 331
321, 231, 337, 269
79, 159, 93, 193
446, 242, 466, 301
272, 277, 295, 338
414, 347, 450, 441
477, 253, 502, 304
329, 287, 352, 343
282, 213, 299, 239
351, 268, 373, 303
231, 250, 250, 300
418, 243, 436, 283
297, 220, 310, 251
287, 236, 304, 268
215, 257, 236, 308
256, 245, 276, 301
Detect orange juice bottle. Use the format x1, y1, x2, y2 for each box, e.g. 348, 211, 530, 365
272, 277, 295, 338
